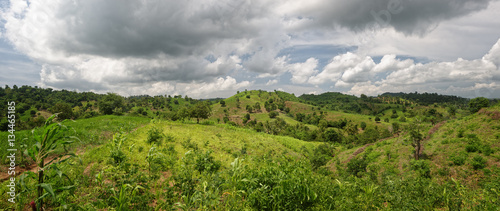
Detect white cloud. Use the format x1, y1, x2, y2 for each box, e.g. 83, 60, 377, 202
308, 52, 376, 85
331, 38, 500, 98
287, 57, 319, 84
182, 76, 253, 98
266, 79, 278, 86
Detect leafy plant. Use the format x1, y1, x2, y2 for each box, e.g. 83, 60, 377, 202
411, 160, 431, 178
449, 153, 467, 166
110, 131, 127, 164
347, 157, 368, 177
268, 111, 279, 118
195, 150, 222, 173
146, 127, 163, 145
110, 184, 144, 211
145, 145, 165, 176
23, 115, 79, 210
471, 155, 487, 170
310, 143, 335, 170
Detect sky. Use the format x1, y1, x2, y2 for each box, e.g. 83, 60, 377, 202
1, 0, 500, 99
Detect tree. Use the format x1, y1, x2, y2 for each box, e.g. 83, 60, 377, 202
323, 128, 343, 143
52, 102, 74, 120
254, 102, 261, 112
318, 119, 328, 130
447, 105, 457, 117
469, 97, 489, 113
360, 122, 367, 130
220, 100, 226, 107
268, 111, 279, 118
190, 101, 212, 123
392, 122, 400, 134
409, 121, 424, 160
345, 123, 358, 135
99, 93, 124, 115
374, 116, 381, 122
246, 105, 253, 113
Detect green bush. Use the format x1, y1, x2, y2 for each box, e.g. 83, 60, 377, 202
347, 157, 368, 177
146, 127, 163, 145
269, 111, 279, 118
165, 134, 175, 142
195, 150, 222, 173
110, 132, 127, 164
449, 153, 467, 166
181, 137, 198, 151
410, 160, 431, 178
360, 122, 367, 130
471, 155, 487, 170
310, 144, 335, 170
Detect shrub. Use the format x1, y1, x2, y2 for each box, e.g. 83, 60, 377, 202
146, 127, 163, 145
110, 132, 127, 164
471, 155, 487, 170
449, 153, 467, 166
410, 160, 431, 178
469, 97, 489, 113
323, 128, 343, 143
269, 111, 279, 118
480, 144, 494, 156
360, 122, 367, 130
181, 137, 198, 151
310, 144, 335, 170
195, 150, 221, 173
347, 157, 368, 177
165, 134, 175, 142
399, 116, 407, 122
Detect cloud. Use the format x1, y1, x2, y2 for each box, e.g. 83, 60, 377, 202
181, 76, 253, 98
307, 38, 500, 98
266, 79, 279, 86
1, 0, 275, 95
1, 0, 499, 98
287, 57, 319, 84
284, 0, 495, 35
308, 52, 377, 85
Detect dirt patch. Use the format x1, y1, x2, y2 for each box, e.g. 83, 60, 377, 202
479, 109, 500, 120
83, 163, 96, 176
0, 150, 84, 182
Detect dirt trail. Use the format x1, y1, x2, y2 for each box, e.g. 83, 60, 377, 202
345, 120, 447, 162
418, 121, 446, 156
0, 150, 83, 182
345, 134, 401, 163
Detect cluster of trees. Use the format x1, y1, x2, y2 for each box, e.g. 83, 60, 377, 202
380, 92, 469, 106
0, 85, 215, 131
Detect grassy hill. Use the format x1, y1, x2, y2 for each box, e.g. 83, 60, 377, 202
1, 88, 499, 210
2, 110, 499, 209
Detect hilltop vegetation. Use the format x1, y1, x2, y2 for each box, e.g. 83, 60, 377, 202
1, 85, 500, 210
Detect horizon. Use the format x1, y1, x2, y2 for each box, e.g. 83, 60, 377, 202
3, 84, 492, 101
1, 0, 500, 99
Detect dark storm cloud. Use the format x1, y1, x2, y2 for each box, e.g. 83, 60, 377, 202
49, 0, 261, 58
296, 0, 494, 35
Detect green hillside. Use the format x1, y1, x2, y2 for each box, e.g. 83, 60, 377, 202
1, 87, 499, 210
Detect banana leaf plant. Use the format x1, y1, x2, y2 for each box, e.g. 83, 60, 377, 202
24, 114, 79, 210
